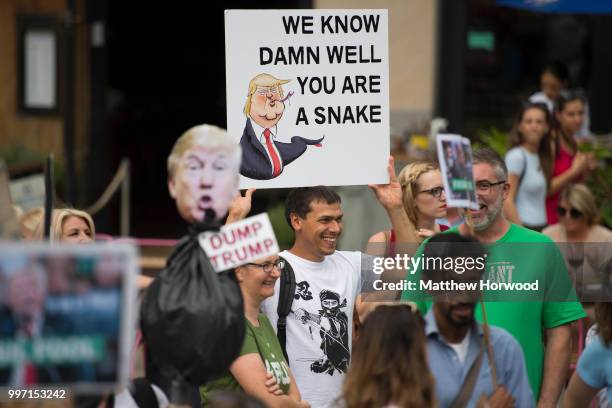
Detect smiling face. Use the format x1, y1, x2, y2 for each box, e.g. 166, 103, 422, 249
414, 170, 447, 222
518, 107, 548, 146
291, 200, 343, 260
462, 163, 508, 231
168, 146, 238, 223
235, 255, 282, 302
249, 85, 285, 128
61, 216, 93, 244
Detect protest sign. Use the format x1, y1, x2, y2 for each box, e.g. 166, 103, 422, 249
436, 134, 478, 210
0, 161, 20, 239
0, 243, 138, 394
199, 212, 279, 271
225, 9, 390, 188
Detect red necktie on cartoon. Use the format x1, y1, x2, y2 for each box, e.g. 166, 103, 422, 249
263, 128, 281, 177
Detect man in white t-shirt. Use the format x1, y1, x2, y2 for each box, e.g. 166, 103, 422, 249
261, 159, 415, 408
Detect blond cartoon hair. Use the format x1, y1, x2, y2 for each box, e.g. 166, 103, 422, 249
397, 162, 440, 226
243, 73, 290, 117
167, 124, 241, 180
32, 208, 96, 242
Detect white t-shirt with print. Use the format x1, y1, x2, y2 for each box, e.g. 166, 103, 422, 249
261, 250, 362, 408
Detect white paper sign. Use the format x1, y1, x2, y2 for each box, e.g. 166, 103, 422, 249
436, 134, 479, 210
199, 213, 279, 272
225, 9, 390, 189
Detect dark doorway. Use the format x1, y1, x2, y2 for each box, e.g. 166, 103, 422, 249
101, 1, 309, 238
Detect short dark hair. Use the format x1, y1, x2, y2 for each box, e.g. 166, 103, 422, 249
422, 233, 487, 283
542, 61, 569, 83
472, 147, 507, 180
284, 186, 341, 230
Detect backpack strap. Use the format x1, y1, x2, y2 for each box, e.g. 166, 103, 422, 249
128, 378, 159, 408
449, 336, 486, 408
276, 256, 296, 363
518, 148, 528, 188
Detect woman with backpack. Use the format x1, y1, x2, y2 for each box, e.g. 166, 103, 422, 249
503, 102, 553, 231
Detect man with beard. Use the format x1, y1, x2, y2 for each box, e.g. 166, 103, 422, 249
402, 148, 585, 407
422, 233, 533, 407
240, 73, 323, 180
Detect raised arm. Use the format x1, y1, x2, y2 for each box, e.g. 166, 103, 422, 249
226, 188, 256, 224
368, 156, 417, 244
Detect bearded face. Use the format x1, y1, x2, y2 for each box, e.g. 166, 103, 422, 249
249, 85, 285, 129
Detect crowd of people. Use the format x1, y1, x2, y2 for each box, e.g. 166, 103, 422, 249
2, 60, 611, 408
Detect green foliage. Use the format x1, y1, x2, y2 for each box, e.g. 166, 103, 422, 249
267, 202, 294, 250
473, 127, 509, 158
0, 144, 45, 165
585, 164, 612, 228
578, 140, 612, 227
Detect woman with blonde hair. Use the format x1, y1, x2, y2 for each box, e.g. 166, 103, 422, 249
32, 208, 95, 243
368, 161, 448, 255
543, 184, 612, 243
341, 305, 435, 408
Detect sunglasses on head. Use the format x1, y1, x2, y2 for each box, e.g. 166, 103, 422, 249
557, 206, 583, 219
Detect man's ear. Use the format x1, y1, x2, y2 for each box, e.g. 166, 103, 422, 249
168, 178, 177, 199
290, 213, 302, 231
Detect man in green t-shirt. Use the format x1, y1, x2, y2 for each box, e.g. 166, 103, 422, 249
401, 148, 585, 407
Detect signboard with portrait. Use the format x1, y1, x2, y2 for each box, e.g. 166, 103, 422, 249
225, 9, 390, 188
0, 243, 138, 394
436, 133, 478, 210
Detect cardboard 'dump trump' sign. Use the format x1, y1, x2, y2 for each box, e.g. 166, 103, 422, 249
225, 9, 390, 189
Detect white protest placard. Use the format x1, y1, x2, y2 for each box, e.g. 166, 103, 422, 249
225, 9, 390, 189
436, 134, 479, 210
199, 213, 279, 272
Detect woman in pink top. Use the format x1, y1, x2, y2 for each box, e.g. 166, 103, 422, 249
546, 92, 594, 224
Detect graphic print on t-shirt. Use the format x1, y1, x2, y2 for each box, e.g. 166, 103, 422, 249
292, 288, 350, 376
295, 281, 313, 301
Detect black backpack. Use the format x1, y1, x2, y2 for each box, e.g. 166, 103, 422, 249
276, 256, 296, 363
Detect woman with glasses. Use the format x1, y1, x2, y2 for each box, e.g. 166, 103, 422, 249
543, 184, 612, 298
543, 184, 612, 243
503, 103, 553, 231
367, 162, 449, 255
200, 255, 310, 408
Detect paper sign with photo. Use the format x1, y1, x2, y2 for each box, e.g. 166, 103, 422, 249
0, 161, 20, 239
225, 9, 390, 188
436, 133, 478, 210
0, 243, 138, 394
199, 213, 279, 272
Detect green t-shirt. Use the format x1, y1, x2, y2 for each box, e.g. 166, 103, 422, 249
401, 223, 586, 399
200, 313, 291, 405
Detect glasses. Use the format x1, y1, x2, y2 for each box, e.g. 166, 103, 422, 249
418, 186, 445, 198
246, 258, 285, 273
475, 180, 506, 194
557, 206, 583, 219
